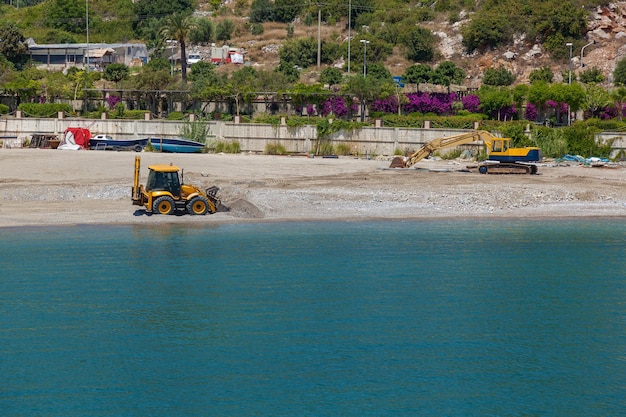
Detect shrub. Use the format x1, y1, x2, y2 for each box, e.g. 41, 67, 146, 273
265, 142, 287, 155
166, 112, 185, 120
335, 143, 351, 156
215, 140, 241, 153
462, 95, 480, 113
317, 140, 334, 155
17, 103, 72, 117
0, 104, 9, 114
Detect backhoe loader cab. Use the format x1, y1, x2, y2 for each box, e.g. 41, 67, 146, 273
132, 156, 220, 215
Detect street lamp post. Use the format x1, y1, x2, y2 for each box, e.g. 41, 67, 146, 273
580, 40, 596, 68
360, 39, 369, 77
85, 0, 89, 72
347, 0, 351, 74
566, 42, 573, 126
360, 39, 370, 122
166, 40, 177, 76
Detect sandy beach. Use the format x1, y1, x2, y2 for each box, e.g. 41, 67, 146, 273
1, 148, 625, 227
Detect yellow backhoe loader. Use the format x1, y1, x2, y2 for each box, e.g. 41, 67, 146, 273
390, 130, 542, 174
132, 156, 220, 215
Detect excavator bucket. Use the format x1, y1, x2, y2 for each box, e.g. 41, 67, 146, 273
389, 157, 406, 168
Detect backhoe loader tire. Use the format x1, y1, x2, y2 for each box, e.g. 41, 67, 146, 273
153, 196, 175, 215
187, 196, 209, 215
479, 165, 488, 174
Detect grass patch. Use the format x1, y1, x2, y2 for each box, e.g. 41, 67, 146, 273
214, 140, 241, 153
265, 142, 287, 155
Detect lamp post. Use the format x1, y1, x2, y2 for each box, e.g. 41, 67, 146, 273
566, 42, 573, 126
85, 0, 89, 72
580, 40, 596, 68
347, 0, 351, 74
360, 39, 369, 77
166, 40, 176, 76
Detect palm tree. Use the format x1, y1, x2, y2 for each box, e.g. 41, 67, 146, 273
160, 13, 197, 83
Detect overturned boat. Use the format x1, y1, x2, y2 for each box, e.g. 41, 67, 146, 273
149, 137, 205, 153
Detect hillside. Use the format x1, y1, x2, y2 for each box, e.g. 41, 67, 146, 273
3, 0, 626, 88
197, 1, 626, 88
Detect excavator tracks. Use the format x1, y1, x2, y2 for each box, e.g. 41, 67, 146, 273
476, 163, 538, 174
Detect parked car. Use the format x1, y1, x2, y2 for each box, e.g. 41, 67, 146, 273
187, 54, 202, 65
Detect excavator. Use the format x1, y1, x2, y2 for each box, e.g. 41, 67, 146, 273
389, 130, 542, 174
132, 156, 221, 215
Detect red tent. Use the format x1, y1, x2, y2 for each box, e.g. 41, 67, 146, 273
63, 127, 91, 148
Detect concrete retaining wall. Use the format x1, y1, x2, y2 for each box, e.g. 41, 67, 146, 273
1, 115, 460, 154
1, 115, 622, 156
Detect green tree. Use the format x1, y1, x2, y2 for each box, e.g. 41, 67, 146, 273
512, 84, 529, 108
275, 61, 300, 83
45, 0, 89, 34
0, 24, 28, 67
482, 67, 515, 86
279, 37, 318, 68
160, 12, 197, 83
529, 66, 554, 84
188, 61, 228, 102
613, 57, 626, 86
228, 66, 259, 115
527, 81, 552, 117
320, 67, 343, 88
189, 19, 214, 45
103, 63, 130, 89
344, 74, 394, 121
367, 63, 392, 81
273, 0, 303, 23
461, 11, 511, 52
431, 61, 465, 87
216, 19, 234, 43
579, 67, 605, 84
249, 0, 273, 23
583, 83, 610, 118
403, 64, 434, 84
477, 86, 513, 120
611, 87, 626, 121
404, 26, 435, 62
134, 0, 194, 28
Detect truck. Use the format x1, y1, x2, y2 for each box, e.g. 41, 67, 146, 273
210, 45, 244, 64
390, 130, 542, 174
132, 156, 221, 215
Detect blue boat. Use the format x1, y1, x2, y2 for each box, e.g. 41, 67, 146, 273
89, 135, 148, 152
149, 137, 206, 153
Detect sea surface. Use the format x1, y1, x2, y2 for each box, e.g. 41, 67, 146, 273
1, 219, 625, 416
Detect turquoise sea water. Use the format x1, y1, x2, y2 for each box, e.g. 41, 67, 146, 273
1, 220, 625, 416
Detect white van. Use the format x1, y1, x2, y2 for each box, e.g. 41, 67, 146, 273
187, 54, 202, 65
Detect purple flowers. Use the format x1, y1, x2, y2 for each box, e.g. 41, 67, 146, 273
319, 96, 350, 117
106, 95, 121, 108
372, 96, 399, 113
462, 94, 480, 113
403, 92, 457, 115
524, 103, 538, 121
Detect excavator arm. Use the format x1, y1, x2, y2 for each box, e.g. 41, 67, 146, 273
402, 130, 497, 168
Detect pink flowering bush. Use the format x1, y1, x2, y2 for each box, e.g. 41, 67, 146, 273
524, 103, 538, 121
106, 95, 121, 108
403, 92, 457, 115
461, 94, 480, 113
